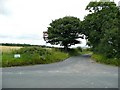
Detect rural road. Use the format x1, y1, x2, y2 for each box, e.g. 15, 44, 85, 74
2, 54, 118, 88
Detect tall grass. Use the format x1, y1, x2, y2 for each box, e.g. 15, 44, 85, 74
81, 48, 93, 55
92, 53, 120, 66
0, 46, 22, 67
2, 46, 69, 67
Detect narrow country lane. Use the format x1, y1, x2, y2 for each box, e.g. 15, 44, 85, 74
2, 54, 118, 88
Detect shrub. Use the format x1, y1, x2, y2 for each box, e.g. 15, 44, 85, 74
92, 53, 120, 66
2, 47, 69, 67
68, 48, 81, 56
76, 47, 82, 52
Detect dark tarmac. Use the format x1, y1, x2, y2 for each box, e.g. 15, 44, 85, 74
2, 54, 118, 88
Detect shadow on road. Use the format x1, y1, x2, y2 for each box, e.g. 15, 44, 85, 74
81, 54, 92, 58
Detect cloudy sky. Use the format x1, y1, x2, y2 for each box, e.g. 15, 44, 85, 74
0, 0, 119, 47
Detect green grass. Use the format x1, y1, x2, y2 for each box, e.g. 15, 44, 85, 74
79, 48, 119, 66
2, 46, 69, 67
68, 47, 82, 56
0, 54, 2, 67
92, 53, 120, 66
81, 49, 93, 55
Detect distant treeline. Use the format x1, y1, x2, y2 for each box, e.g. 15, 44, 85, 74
1, 43, 31, 46
0, 43, 47, 47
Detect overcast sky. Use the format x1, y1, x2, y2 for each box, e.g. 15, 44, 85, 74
0, 0, 119, 47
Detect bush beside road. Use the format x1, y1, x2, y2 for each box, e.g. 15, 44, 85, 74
91, 53, 120, 66
2, 46, 78, 67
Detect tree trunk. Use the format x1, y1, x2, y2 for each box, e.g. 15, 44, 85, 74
64, 45, 68, 52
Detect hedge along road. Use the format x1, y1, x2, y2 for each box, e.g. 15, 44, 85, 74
2, 54, 118, 88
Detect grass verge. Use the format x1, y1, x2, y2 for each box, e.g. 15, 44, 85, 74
92, 53, 120, 66
2, 46, 69, 67
81, 49, 93, 55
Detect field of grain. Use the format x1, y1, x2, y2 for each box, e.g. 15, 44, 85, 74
0, 46, 22, 53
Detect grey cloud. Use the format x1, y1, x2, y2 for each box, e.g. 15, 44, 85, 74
16, 34, 42, 40
0, 34, 43, 40
0, 35, 11, 38
0, 0, 10, 15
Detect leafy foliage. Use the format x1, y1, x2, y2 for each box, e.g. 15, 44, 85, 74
47, 16, 82, 50
92, 54, 120, 66
2, 47, 69, 67
81, 1, 120, 59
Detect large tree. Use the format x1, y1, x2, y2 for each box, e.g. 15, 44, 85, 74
47, 16, 82, 51
81, 1, 120, 58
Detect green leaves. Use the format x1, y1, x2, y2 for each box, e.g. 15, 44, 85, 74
86, 1, 116, 13
82, 1, 120, 59
47, 16, 81, 50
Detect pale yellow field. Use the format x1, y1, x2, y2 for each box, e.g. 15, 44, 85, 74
0, 46, 22, 53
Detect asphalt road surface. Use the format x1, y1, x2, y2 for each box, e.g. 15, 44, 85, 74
2, 54, 118, 88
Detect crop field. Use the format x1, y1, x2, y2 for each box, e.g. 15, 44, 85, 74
0, 46, 22, 53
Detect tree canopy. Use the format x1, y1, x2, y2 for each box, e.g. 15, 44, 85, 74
45, 1, 120, 59
47, 16, 81, 50
81, 1, 120, 58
